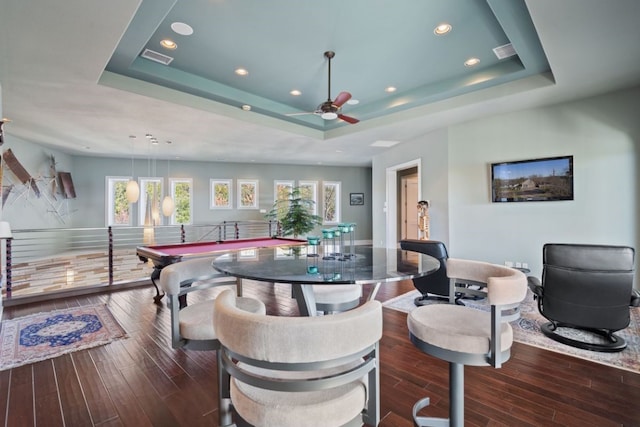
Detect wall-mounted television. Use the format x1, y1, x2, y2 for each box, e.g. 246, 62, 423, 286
491, 155, 574, 203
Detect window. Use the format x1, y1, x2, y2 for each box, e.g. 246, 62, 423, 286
298, 180, 318, 215
322, 181, 341, 224
211, 179, 233, 209
238, 179, 259, 209
106, 177, 132, 226
139, 178, 163, 226
170, 178, 193, 225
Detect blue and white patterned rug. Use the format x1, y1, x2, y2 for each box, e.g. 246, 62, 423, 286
383, 289, 640, 373
0, 305, 127, 371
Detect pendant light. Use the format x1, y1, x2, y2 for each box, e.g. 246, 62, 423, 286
125, 136, 139, 203
162, 144, 175, 217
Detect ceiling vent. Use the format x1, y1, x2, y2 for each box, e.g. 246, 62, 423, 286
140, 48, 174, 65
493, 43, 516, 60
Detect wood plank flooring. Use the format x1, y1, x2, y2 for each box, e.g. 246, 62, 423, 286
1, 280, 639, 426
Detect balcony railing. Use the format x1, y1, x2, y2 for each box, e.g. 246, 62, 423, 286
1, 220, 280, 304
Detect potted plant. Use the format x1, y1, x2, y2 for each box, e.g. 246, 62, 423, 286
265, 186, 322, 238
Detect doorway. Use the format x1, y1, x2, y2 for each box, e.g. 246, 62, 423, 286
399, 167, 419, 240
385, 159, 421, 248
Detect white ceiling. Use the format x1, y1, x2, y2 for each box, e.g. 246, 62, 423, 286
1, 0, 639, 167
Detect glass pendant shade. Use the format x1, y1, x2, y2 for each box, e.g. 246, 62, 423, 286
162, 196, 175, 216
126, 180, 140, 203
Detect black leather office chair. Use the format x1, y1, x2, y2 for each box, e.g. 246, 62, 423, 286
400, 239, 485, 306
528, 243, 635, 352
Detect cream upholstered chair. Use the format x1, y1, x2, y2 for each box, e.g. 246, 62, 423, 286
159, 257, 266, 351
312, 284, 362, 314
214, 289, 382, 427
159, 258, 266, 427
407, 259, 527, 427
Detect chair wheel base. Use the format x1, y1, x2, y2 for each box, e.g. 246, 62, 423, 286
540, 322, 627, 353
412, 397, 451, 427
414, 294, 449, 306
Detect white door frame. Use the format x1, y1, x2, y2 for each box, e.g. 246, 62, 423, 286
385, 158, 421, 248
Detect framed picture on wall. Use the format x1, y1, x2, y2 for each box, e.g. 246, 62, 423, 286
350, 193, 364, 206
210, 179, 233, 209
238, 179, 259, 209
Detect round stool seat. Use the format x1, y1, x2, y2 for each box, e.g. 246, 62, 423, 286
312, 284, 362, 313
407, 304, 513, 356
312, 284, 362, 304
180, 296, 265, 341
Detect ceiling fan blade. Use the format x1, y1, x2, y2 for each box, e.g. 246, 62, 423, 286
333, 91, 352, 107
338, 114, 359, 124
285, 112, 316, 116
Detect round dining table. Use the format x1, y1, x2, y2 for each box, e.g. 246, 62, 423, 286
211, 244, 440, 316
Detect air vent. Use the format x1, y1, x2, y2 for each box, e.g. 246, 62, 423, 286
140, 48, 174, 65
493, 43, 516, 60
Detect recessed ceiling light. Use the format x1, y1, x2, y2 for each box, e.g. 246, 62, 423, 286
434, 23, 452, 35
171, 22, 194, 36
371, 140, 400, 147
346, 99, 359, 105
160, 39, 177, 50
290, 90, 302, 96
464, 57, 480, 67
241, 105, 251, 111
235, 68, 249, 76
385, 86, 397, 93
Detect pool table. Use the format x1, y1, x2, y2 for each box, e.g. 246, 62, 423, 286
136, 236, 306, 303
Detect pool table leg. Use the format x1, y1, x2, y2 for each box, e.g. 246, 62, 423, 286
151, 267, 189, 308
151, 268, 165, 304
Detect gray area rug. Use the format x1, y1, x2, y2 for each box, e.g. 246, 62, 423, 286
383, 289, 640, 373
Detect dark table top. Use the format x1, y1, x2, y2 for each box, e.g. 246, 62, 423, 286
211, 245, 440, 285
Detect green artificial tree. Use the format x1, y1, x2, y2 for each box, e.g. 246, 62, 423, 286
266, 186, 322, 238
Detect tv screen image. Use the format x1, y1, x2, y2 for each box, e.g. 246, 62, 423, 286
491, 155, 573, 203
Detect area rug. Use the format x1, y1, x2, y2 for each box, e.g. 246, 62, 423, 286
0, 305, 127, 371
383, 290, 640, 374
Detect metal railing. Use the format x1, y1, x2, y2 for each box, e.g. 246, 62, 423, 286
2, 220, 280, 301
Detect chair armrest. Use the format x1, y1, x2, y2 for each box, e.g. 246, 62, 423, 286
527, 276, 542, 298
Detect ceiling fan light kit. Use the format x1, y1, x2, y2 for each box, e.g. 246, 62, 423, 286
321, 112, 338, 120
286, 51, 359, 124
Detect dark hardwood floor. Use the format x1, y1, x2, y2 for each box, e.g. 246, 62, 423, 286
1, 280, 639, 427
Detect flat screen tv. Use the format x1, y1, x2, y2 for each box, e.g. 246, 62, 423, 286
491, 155, 574, 202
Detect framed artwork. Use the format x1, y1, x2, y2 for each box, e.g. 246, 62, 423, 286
350, 193, 364, 205
210, 179, 233, 209
322, 181, 341, 224
238, 179, 259, 209
299, 180, 318, 215
274, 180, 294, 202
273, 180, 294, 219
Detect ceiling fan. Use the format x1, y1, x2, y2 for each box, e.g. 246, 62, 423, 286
287, 51, 359, 124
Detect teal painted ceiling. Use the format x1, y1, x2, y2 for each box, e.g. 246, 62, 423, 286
105, 0, 549, 132
1, 0, 640, 166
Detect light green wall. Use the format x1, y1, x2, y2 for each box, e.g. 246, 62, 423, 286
372, 85, 639, 288
70, 157, 373, 240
